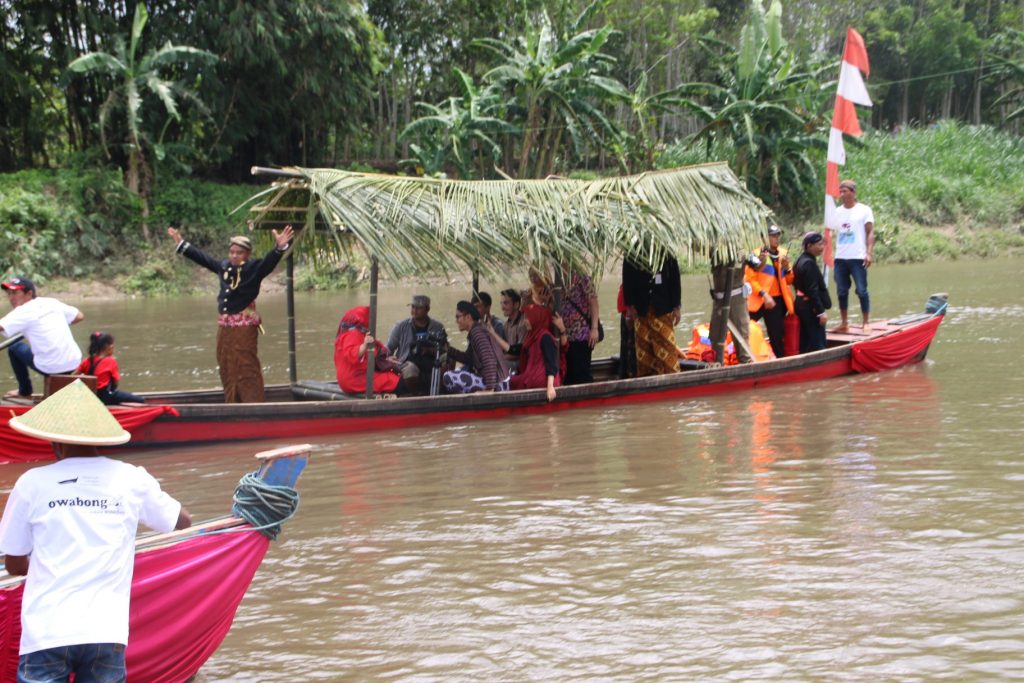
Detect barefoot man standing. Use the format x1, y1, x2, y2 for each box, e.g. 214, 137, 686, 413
829, 179, 874, 332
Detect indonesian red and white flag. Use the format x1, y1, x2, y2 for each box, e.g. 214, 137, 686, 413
823, 28, 871, 267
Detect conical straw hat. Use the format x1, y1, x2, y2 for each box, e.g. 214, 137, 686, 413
9, 379, 131, 446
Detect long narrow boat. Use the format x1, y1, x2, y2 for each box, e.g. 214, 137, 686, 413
0, 300, 943, 464
0, 444, 309, 682
0, 165, 947, 463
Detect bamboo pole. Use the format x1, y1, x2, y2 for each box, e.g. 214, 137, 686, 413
286, 252, 297, 385
365, 258, 379, 399
251, 166, 303, 180
712, 265, 733, 365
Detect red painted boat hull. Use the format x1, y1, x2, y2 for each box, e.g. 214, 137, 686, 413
126, 314, 943, 449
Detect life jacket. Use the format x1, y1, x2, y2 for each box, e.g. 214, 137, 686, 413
683, 322, 776, 365
746, 253, 795, 315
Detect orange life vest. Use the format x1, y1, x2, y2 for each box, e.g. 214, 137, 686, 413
746, 253, 795, 315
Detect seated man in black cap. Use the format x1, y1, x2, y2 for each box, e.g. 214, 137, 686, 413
385, 295, 447, 395
0, 379, 190, 681
0, 276, 84, 400
167, 224, 293, 403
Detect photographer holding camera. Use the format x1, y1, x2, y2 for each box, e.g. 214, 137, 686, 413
386, 295, 448, 395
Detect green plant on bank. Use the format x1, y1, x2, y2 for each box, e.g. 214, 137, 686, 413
0, 166, 143, 281
399, 68, 519, 178
673, 0, 832, 209
474, 4, 630, 178
841, 121, 1024, 228
63, 2, 215, 238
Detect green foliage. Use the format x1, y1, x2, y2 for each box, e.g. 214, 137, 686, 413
674, 0, 833, 209
63, 2, 216, 207
399, 69, 518, 178
0, 168, 143, 280
475, 7, 630, 178
149, 179, 255, 248
843, 120, 1024, 227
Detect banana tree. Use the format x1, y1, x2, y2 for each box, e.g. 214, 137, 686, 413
399, 68, 519, 179
65, 2, 215, 237
673, 0, 832, 208
475, 5, 630, 178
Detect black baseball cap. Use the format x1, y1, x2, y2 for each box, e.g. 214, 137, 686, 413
2, 277, 36, 295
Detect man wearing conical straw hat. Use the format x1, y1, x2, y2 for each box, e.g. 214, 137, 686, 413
0, 380, 191, 682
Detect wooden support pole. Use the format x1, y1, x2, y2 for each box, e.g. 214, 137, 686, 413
365, 257, 379, 399
712, 265, 734, 365
286, 252, 297, 385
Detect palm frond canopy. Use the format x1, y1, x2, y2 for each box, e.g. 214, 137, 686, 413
248, 163, 771, 278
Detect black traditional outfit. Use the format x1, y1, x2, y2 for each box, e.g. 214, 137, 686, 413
622, 255, 681, 376
792, 250, 832, 353
175, 239, 288, 402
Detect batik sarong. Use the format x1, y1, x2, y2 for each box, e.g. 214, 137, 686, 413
633, 309, 679, 376
216, 305, 264, 403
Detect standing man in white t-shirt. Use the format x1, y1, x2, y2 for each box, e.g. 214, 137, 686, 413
829, 179, 875, 332
0, 379, 191, 682
0, 277, 84, 399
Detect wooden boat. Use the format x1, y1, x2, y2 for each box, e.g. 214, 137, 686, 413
0, 444, 310, 682
0, 166, 946, 461
0, 298, 943, 464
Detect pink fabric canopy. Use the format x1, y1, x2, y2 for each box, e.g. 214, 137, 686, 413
0, 529, 270, 682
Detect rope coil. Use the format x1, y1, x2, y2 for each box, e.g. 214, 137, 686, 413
217, 471, 301, 540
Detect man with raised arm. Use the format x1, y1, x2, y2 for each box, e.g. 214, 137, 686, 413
167, 225, 293, 403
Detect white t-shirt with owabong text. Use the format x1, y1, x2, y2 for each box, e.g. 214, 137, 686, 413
0, 457, 182, 654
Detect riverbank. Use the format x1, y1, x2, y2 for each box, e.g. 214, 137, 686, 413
3, 121, 1022, 298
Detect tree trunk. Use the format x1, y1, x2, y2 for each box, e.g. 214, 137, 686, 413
518, 94, 541, 179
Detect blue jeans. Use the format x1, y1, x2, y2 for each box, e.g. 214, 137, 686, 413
833, 258, 870, 315
18, 643, 125, 683
8, 341, 40, 396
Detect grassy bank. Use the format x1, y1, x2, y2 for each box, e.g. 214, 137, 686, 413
1, 121, 1022, 295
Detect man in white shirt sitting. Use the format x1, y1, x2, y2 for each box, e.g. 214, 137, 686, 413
0, 277, 84, 399
0, 379, 191, 682
829, 180, 875, 332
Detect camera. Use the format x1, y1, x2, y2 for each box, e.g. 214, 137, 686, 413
412, 329, 448, 359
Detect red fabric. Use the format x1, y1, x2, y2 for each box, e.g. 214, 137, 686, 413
823, 226, 835, 268
616, 284, 626, 314
832, 96, 862, 136
511, 305, 561, 391
784, 313, 801, 357
334, 306, 399, 394
0, 529, 269, 683
0, 406, 180, 465
826, 160, 840, 198
844, 27, 870, 76
851, 316, 942, 372
74, 355, 121, 390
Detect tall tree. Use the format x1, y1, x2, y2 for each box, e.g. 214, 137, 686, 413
186, 0, 382, 177
476, 5, 630, 178
675, 0, 833, 207
64, 2, 215, 236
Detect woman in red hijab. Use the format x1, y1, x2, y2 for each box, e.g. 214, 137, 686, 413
334, 306, 401, 395
509, 304, 561, 401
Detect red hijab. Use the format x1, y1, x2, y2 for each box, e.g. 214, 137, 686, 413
519, 304, 552, 364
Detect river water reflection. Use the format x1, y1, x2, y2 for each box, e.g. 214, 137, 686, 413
2, 259, 1022, 681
